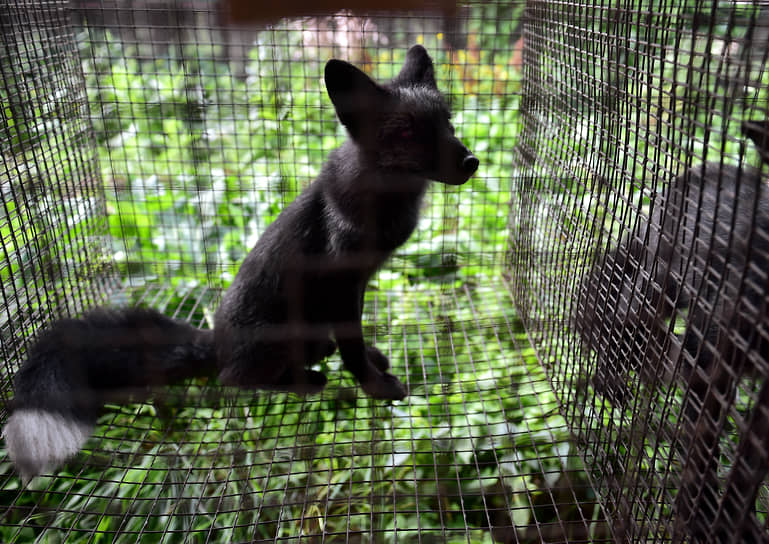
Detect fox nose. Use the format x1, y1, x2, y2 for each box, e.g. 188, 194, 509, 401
462, 154, 479, 175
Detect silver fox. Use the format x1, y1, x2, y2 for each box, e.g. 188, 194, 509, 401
2, 45, 479, 482
575, 126, 769, 542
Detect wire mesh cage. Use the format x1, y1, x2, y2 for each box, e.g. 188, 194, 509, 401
1, 1, 606, 542
1, 0, 768, 542
511, 1, 769, 542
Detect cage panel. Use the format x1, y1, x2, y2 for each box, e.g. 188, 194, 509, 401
512, 1, 769, 541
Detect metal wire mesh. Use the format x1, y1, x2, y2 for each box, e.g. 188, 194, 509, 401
6, 0, 769, 542
1, 282, 609, 542
511, 1, 769, 542
73, 0, 518, 288
0, 1, 610, 542
0, 1, 118, 407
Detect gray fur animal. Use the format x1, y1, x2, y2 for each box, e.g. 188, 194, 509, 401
574, 157, 769, 542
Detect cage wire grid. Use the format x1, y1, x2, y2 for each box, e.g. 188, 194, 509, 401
0, 1, 611, 542
2, 0, 769, 542
512, 0, 769, 543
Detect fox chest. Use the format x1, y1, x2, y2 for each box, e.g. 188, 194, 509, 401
382, 202, 423, 248
328, 197, 421, 255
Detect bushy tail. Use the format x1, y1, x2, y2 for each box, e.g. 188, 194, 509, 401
2, 308, 216, 482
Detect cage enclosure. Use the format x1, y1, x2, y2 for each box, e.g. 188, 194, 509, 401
1, 1, 768, 542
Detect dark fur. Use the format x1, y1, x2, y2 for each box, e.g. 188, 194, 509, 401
2, 46, 478, 479
4, 308, 215, 481
11, 308, 216, 420
744, 120, 769, 165
574, 159, 769, 541
576, 162, 769, 400
214, 45, 478, 399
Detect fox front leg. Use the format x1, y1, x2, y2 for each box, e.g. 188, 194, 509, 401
338, 332, 407, 400
333, 285, 407, 400
356, 282, 390, 373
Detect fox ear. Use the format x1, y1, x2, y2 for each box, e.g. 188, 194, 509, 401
742, 120, 769, 166
393, 45, 436, 88
325, 59, 391, 141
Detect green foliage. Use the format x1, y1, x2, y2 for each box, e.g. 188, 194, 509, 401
0, 281, 597, 542
77, 25, 520, 288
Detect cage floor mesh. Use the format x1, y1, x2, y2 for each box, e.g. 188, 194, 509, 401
0, 278, 608, 542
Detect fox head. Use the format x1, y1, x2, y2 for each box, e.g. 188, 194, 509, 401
324, 45, 479, 186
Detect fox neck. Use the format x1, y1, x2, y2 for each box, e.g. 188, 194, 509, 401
321, 140, 429, 251
328, 140, 429, 193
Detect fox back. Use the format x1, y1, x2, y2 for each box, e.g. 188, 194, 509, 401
575, 163, 769, 400
214, 45, 477, 398
573, 162, 769, 540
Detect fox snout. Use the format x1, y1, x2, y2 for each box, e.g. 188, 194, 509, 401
461, 149, 480, 177
437, 137, 479, 186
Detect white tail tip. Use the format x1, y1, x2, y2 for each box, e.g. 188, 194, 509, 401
2, 409, 93, 483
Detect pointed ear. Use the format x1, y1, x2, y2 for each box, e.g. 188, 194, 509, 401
325, 59, 391, 140
743, 120, 769, 166
393, 45, 436, 88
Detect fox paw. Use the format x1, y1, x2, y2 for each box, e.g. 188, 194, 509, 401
366, 345, 390, 371
361, 371, 407, 400
290, 370, 329, 394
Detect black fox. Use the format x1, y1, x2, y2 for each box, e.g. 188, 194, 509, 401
574, 127, 769, 542
2, 45, 478, 481
214, 45, 477, 399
